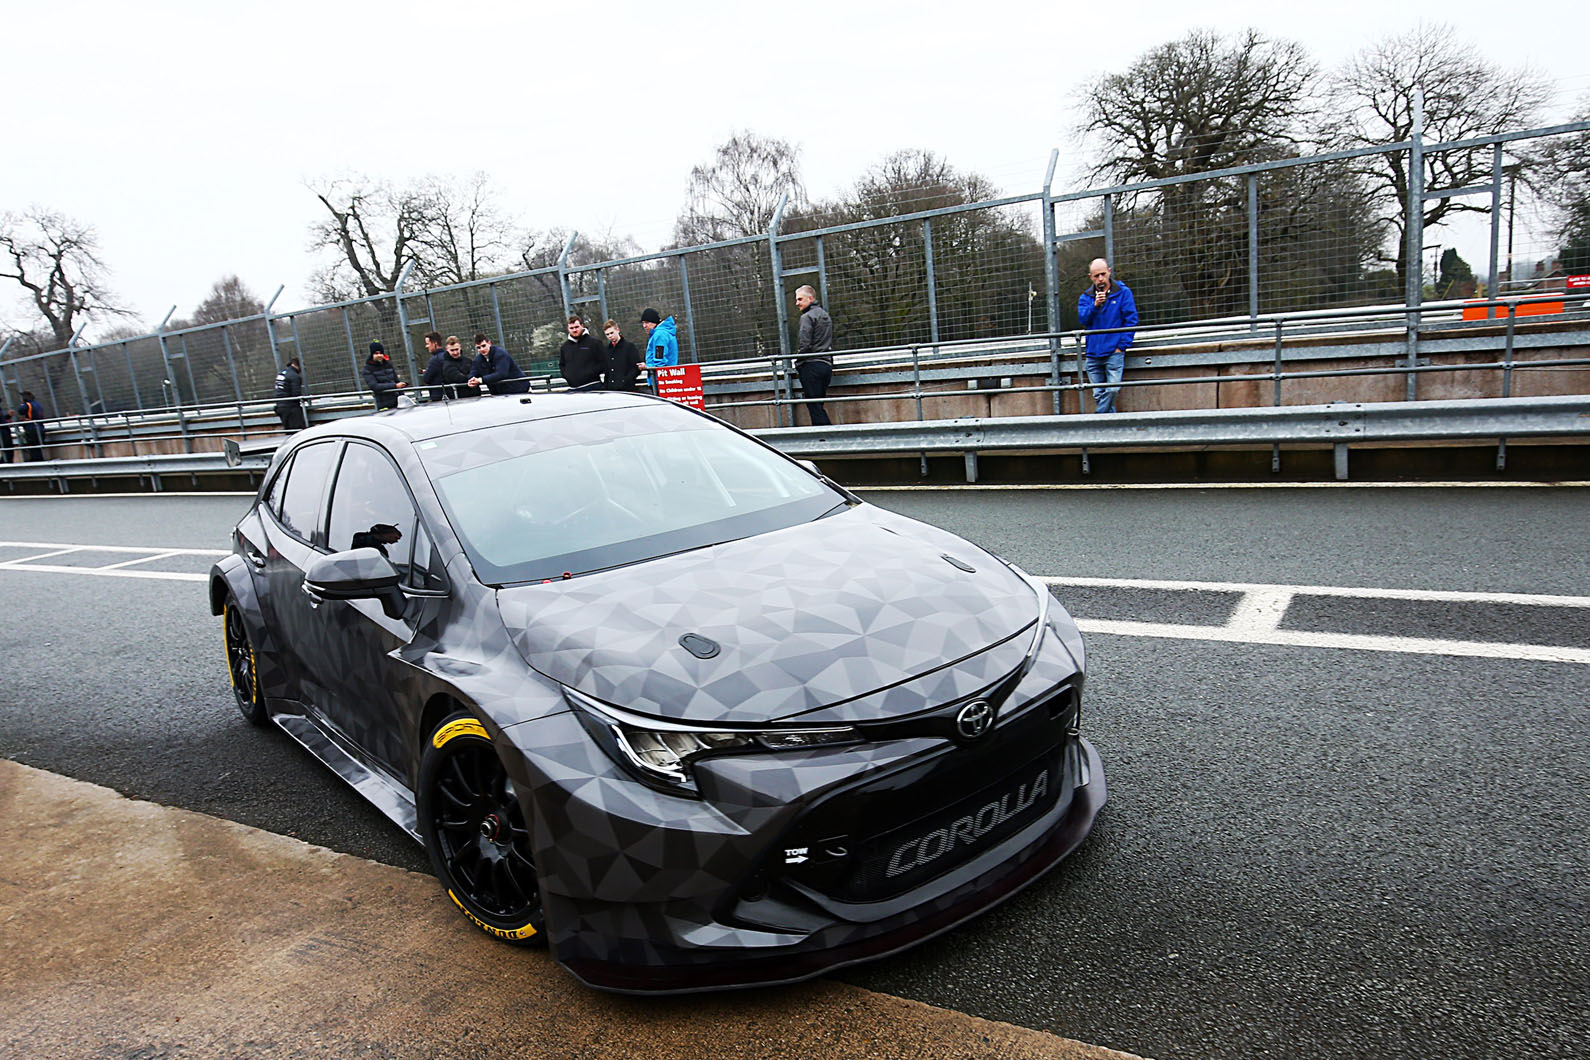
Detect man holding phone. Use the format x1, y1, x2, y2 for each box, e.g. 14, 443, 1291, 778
1076, 258, 1138, 414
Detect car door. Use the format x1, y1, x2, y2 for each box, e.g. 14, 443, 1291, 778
260, 439, 342, 708
307, 440, 439, 776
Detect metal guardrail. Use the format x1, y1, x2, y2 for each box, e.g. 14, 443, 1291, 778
4, 395, 1585, 490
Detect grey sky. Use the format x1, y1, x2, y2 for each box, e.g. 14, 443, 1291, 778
4, 0, 1586, 333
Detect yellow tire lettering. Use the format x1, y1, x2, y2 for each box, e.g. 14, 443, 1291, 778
433, 717, 489, 748
448, 889, 537, 940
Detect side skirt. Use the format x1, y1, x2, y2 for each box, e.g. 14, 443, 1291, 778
268, 701, 422, 843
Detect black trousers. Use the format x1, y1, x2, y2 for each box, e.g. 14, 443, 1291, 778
275, 402, 306, 432
795, 359, 833, 427
19, 423, 44, 461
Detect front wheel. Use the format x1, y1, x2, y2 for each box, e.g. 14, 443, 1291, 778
417, 712, 546, 947
223, 600, 267, 726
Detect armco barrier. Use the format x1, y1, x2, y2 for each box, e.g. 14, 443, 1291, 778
3, 395, 1586, 490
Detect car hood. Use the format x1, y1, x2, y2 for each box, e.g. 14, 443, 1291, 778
496, 507, 1039, 724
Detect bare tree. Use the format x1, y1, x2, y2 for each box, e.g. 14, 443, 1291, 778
307, 176, 430, 305
412, 173, 520, 287
675, 132, 806, 244
1080, 29, 1319, 186
1331, 23, 1551, 285
1528, 98, 1590, 273
0, 208, 129, 347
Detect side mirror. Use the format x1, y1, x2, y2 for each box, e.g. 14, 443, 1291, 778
303, 548, 406, 619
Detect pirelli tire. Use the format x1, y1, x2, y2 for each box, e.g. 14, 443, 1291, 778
223, 598, 268, 726
418, 711, 547, 948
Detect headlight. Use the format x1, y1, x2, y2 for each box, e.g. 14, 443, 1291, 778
564, 687, 860, 794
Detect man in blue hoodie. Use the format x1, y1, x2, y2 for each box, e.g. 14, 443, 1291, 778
639, 308, 679, 386
1075, 258, 1138, 414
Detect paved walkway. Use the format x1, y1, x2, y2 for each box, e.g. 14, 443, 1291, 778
0, 759, 1143, 1060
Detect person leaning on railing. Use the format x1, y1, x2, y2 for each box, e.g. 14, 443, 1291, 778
16, 391, 47, 460
1076, 258, 1138, 414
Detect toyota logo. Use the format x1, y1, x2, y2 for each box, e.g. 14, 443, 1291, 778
955, 700, 994, 740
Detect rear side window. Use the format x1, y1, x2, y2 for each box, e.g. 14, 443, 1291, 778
277, 441, 340, 544
264, 455, 293, 520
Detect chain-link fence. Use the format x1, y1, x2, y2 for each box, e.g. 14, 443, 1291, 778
5, 119, 1587, 422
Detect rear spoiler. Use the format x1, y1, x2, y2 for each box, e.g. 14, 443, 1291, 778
223, 436, 287, 469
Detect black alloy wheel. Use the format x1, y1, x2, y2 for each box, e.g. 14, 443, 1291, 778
419, 713, 546, 947
224, 602, 267, 726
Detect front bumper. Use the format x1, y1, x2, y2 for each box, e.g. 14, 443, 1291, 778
504, 676, 1105, 993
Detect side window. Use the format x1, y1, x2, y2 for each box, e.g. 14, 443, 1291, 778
264, 455, 293, 520
407, 520, 448, 592
278, 442, 340, 543
327, 443, 420, 581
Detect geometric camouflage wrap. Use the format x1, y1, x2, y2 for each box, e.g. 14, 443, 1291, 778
210, 391, 1106, 992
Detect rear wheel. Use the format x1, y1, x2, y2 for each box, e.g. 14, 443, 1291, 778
223, 601, 267, 726
418, 712, 546, 947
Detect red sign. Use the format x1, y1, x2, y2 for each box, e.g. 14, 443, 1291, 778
1567, 275, 1590, 290
654, 364, 705, 410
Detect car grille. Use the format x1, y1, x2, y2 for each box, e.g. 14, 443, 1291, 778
832, 747, 1062, 901
770, 684, 1078, 904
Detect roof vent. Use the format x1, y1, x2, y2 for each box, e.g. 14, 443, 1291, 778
679, 633, 721, 659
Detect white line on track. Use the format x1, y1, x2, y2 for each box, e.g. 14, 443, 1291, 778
1, 542, 1585, 663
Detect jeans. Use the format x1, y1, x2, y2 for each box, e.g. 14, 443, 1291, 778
796, 359, 833, 426
1085, 351, 1125, 414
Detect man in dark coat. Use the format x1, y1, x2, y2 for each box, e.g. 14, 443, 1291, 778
15, 392, 46, 461
362, 341, 407, 410
601, 320, 643, 391
467, 333, 530, 395
421, 334, 479, 401
794, 285, 834, 426
0, 405, 13, 464
273, 358, 306, 431
559, 315, 606, 390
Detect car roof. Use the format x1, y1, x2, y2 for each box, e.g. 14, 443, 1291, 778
294, 391, 666, 448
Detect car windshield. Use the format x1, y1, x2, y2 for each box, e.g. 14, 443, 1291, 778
420, 404, 843, 584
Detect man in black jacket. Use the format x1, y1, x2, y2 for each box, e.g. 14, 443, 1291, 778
272, 358, 306, 431
559, 315, 605, 390
362, 342, 407, 410
600, 320, 643, 391
422, 334, 479, 401
794, 285, 834, 426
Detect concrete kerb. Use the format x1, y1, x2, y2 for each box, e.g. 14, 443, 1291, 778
0, 758, 1147, 1060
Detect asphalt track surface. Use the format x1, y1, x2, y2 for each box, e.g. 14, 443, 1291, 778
1, 486, 1587, 1060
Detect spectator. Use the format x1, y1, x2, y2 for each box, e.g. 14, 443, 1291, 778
15, 391, 46, 461
601, 320, 643, 391
0, 405, 13, 464
362, 341, 407, 410
559, 315, 606, 390
422, 334, 479, 401
793, 284, 834, 426
272, 357, 306, 431
1076, 258, 1137, 414
468, 332, 530, 395
640, 308, 679, 379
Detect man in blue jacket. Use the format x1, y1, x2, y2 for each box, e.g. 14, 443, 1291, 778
467, 332, 530, 395
639, 308, 679, 385
1076, 258, 1138, 414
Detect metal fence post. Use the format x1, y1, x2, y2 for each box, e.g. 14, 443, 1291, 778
1487, 144, 1503, 319
341, 310, 361, 397
489, 283, 506, 346
678, 256, 699, 363
393, 261, 422, 387
769, 192, 792, 359
0, 337, 12, 410
1041, 150, 1062, 415
1404, 89, 1425, 402
924, 219, 940, 352
1102, 193, 1114, 265
220, 326, 243, 404
556, 232, 580, 322
815, 235, 829, 307
122, 342, 142, 409
1248, 174, 1260, 329
1272, 320, 1284, 473
68, 333, 93, 417
263, 286, 286, 376
156, 306, 179, 408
